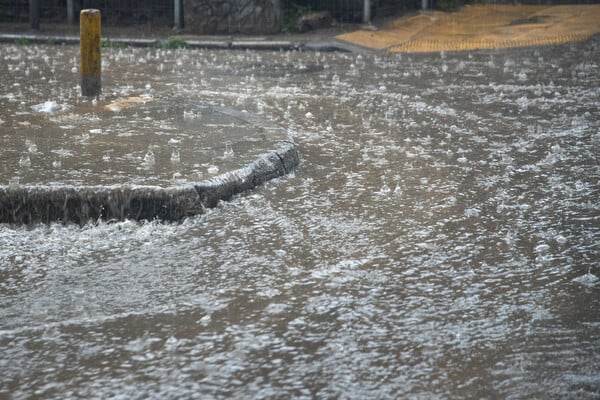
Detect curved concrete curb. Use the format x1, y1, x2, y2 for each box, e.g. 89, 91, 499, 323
0, 141, 298, 224
0, 98, 299, 225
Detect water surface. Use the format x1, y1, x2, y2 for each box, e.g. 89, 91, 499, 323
1, 38, 599, 398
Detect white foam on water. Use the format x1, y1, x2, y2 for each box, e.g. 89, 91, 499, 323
572, 273, 599, 287
31, 100, 68, 113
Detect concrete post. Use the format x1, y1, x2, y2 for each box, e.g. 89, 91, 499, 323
67, 0, 75, 25
80, 9, 101, 97
29, 0, 40, 31
174, 0, 183, 30
363, 0, 371, 24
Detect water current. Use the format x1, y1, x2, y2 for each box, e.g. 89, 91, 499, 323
1, 37, 599, 398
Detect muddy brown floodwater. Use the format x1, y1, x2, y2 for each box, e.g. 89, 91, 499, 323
1, 36, 599, 399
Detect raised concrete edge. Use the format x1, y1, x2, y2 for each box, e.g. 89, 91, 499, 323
0, 140, 299, 225
0, 33, 357, 52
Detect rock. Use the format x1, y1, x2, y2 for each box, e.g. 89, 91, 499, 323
184, 0, 281, 34
296, 11, 332, 33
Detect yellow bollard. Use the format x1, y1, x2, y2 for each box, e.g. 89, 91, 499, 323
80, 9, 101, 97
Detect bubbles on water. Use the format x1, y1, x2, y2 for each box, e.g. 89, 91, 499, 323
554, 234, 567, 246
464, 207, 481, 217
572, 273, 599, 287
32, 100, 67, 113
124, 333, 161, 356
183, 109, 201, 120
25, 139, 38, 153
374, 175, 392, 197
224, 143, 234, 158
379, 182, 391, 195
170, 149, 180, 164
79, 132, 90, 141
516, 70, 528, 81
51, 148, 72, 159
534, 243, 550, 253
393, 184, 402, 197
142, 147, 155, 168
18, 155, 31, 168
197, 314, 211, 326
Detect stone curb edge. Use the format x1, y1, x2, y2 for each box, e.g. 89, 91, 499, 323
0, 33, 363, 52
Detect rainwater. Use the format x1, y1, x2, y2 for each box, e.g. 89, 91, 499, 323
1, 37, 599, 398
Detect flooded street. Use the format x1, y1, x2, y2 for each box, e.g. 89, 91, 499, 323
1, 37, 599, 398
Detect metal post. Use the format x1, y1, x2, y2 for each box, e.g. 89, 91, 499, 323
422, 0, 428, 10
80, 9, 101, 97
174, 0, 183, 30
29, 0, 40, 31
67, 0, 75, 25
363, 0, 371, 24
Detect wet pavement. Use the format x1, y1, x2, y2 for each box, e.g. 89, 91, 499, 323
1, 35, 599, 398
338, 4, 600, 52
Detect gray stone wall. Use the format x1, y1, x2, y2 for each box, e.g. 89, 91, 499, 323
184, 0, 281, 35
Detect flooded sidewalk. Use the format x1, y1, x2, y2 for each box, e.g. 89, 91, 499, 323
338, 4, 600, 52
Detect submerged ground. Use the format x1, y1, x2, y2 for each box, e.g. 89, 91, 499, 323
1, 36, 599, 398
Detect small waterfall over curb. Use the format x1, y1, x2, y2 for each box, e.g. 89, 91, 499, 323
0, 142, 298, 224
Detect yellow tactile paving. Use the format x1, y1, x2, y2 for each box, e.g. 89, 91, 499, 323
337, 4, 600, 52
